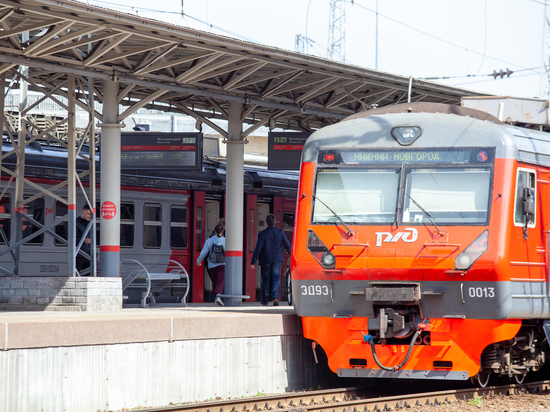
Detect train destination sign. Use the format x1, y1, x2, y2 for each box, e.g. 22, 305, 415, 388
268, 132, 311, 170
318, 147, 495, 166
121, 132, 203, 171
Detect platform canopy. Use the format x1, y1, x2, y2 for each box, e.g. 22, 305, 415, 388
0, 0, 487, 134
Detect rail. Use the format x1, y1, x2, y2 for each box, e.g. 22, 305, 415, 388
120, 259, 189, 308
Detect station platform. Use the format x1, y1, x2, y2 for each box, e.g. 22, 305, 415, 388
0, 303, 335, 412
0, 303, 299, 350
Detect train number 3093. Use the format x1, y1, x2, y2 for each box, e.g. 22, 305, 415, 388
468, 287, 495, 298
301, 285, 329, 296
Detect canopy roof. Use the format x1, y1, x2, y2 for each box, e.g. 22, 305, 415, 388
0, 0, 487, 133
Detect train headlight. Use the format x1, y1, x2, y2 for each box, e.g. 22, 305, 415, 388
454, 230, 489, 270
307, 229, 336, 269
391, 126, 422, 145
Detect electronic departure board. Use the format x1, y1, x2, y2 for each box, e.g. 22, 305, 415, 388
121, 132, 203, 171
318, 147, 495, 166
268, 132, 311, 170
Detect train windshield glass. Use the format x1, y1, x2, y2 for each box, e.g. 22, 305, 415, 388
313, 169, 399, 223
403, 168, 491, 224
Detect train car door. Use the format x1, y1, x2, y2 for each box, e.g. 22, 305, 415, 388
203, 200, 220, 302
244, 194, 257, 300
255, 203, 270, 300
192, 191, 206, 302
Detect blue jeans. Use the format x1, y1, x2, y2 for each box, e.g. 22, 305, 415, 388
260, 262, 282, 305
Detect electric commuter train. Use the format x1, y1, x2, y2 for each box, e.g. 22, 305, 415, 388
291, 102, 550, 385
0, 137, 297, 304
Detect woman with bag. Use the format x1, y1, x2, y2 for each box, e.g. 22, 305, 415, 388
197, 223, 225, 306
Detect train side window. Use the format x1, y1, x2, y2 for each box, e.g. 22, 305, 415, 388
514, 169, 536, 228
170, 206, 188, 249
248, 209, 255, 252
143, 203, 161, 248
121, 203, 134, 248
0, 196, 11, 244
22, 197, 44, 244
95, 202, 101, 246
196, 207, 203, 251
283, 212, 294, 245
54, 200, 68, 246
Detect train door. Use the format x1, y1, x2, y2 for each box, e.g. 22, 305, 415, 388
192, 191, 206, 302
255, 203, 270, 300
203, 200, 220, 302
273, 196, 284, 300
244, 194, 257, 301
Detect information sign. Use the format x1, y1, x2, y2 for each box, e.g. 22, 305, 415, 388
120, 132, 203, 171
268, 132, 311, 170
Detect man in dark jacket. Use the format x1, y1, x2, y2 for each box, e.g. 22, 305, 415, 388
250, 213, 291, 306
75, 204, 93, 275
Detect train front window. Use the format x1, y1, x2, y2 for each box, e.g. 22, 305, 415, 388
403, 168, 491, 224
313, 169, 399, 223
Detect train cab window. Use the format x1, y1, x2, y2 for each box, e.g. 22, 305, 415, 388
170, 206, 188, 249
143, 204, 161, 248
283, 212, 294, 245
313, 169, 399, 224
0, 196, 11, 244
403, 168, 491, 224
514, 169, 536, 228
54, 200, 68, 245
22, 197, 44, 244
248, 209, 255, 252
120, 203, 134, 247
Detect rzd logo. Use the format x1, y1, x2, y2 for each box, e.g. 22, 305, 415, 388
375, 228, 418, 247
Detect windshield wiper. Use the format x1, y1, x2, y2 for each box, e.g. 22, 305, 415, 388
406, 194, 443, 235
312, 194, 353, 236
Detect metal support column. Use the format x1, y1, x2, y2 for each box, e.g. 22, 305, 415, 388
97, 78, 123, 277
67, 74, 77, 275
224, 101, 246, 306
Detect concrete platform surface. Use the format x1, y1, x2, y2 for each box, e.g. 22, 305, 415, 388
0, 303, 301, 350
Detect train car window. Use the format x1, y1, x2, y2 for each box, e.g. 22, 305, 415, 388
0, 196, 11, 244
248, 209, 255, 252
22, 197, 44, 244
54, 200, 68, 246
170, 206, 188, 249
283, 212, 294, 245
121, 203, 135, 247
143, 204, 160, 248
313, 169, 399, 224
403, 168, 491, 224
196, 207, 203, 251
514, 169, 536, 228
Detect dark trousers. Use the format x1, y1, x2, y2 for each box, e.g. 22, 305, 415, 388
76, 256, 91, 276
208, 265, 225, 296
260, 262, 282, 305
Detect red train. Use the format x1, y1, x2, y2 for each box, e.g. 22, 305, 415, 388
291, 102, 550, 385
0, 137, 297, 304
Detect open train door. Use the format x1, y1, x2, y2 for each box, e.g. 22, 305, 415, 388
244, 194, 257, 301
273, 196, 286, 301
192, 191, 206, 302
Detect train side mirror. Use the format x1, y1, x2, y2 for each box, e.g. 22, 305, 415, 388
522, 187, 535, 223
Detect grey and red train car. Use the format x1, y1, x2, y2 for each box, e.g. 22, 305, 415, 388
291, 102, 550, 384
0, 138, 297, 303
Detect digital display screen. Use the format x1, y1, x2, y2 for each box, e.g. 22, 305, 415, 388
121, 132, 202, 170
268, 132, 311, 170
318, 148, 495, 166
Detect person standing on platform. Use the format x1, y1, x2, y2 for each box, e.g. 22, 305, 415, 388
250, 213, 291, 306
197, 223, 226, 306
75, 204, 93, 275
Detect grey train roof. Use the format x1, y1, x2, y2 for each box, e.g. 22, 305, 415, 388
301, 103, 550, 166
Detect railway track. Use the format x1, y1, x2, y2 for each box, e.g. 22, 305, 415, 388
137, 380, 550, 412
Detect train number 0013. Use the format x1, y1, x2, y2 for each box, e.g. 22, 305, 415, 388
301, 285, 329, 296
468, 287, 495, 298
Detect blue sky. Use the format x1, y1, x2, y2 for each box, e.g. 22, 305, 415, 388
91, 0, 546, 99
